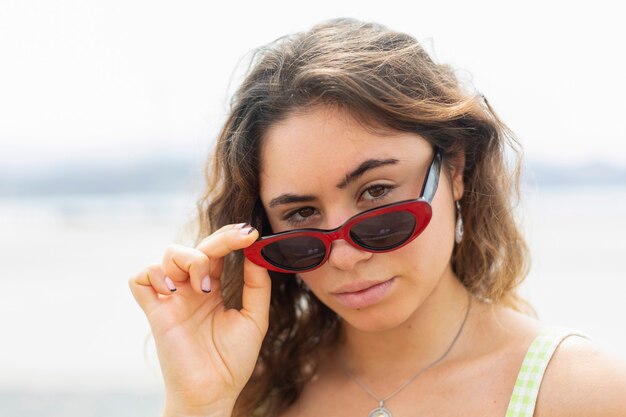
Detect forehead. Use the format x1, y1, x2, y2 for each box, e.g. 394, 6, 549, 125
259, 106, 431, 197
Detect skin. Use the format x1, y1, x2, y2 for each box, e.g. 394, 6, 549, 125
129, 104, 626, 417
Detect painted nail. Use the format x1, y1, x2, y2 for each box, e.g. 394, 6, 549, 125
164, 276, 177, 292
201, 275, 211, 293
240, 227, 255, 235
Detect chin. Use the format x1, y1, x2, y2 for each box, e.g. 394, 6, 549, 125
336, 304, 413, 333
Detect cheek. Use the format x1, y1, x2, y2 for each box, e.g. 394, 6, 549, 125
396, 185, 457, 274
404, 225, 453, 275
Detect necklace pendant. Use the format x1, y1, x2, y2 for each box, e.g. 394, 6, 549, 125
368, 405, 392, 417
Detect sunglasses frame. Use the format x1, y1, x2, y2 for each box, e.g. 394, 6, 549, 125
244, 147, 443, 273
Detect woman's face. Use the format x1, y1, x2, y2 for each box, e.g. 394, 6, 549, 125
258, 105, 464, 332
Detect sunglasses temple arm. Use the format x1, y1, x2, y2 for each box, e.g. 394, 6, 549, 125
420, 148, 442, 203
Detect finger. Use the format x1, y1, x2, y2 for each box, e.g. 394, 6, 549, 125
162, 244, 213, 295
195, 224, 259, 266
240, 257, 272, 336
196, 223, 256, 280
128, 264, 174, 314
195, 222, 248, 247
196, 223, 258, 280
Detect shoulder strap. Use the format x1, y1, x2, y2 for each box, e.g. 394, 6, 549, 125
504, 326, 590, 417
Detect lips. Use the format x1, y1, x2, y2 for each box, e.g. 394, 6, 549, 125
331, 277, 396, 309
332, 278, 394, 294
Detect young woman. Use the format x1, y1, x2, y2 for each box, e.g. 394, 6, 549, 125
129, 18, 626, 417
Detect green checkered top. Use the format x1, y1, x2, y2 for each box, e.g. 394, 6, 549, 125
505, 326, 590, 417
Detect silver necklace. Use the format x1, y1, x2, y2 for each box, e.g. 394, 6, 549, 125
340, 291, 472, 417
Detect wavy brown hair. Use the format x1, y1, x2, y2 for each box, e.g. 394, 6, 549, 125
192, 18, 533, 416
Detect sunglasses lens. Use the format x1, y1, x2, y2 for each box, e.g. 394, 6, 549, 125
261, 236, 326, 271
350, 210, 416, 250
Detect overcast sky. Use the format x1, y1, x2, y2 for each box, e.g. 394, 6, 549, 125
1, 0, 625, 171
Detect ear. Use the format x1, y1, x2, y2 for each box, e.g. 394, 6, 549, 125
449, 151, 465, 201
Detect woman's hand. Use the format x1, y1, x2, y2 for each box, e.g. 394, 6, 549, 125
128, 223, 270, 417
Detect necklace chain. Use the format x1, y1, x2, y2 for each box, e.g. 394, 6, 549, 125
340, 291, 472, 406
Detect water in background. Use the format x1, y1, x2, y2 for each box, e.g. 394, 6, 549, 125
1, 185, 625, 416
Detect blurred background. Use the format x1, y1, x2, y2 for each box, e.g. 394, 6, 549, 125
1, 0, 625, 415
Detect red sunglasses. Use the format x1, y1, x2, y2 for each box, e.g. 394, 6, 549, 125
244, 148, 442, 273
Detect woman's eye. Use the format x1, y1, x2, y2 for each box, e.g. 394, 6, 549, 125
283, 206, 317, 226
297, 207, 315, 218
362, 184, 394, 202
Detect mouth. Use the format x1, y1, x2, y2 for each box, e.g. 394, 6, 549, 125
332, 277, 395, 294
331, 277, 396, 309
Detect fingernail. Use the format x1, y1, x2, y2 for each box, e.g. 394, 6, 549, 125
165, 276, 177, 292
201, 275, 211, 293
240, 227, 255, 235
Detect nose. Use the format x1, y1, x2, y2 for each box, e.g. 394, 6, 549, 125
326, 238, 373, 271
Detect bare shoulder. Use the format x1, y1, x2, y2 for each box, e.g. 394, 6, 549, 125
475, 302, 626, 416
535, 335, 626, 417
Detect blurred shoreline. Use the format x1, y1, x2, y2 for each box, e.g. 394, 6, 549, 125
2, 155, 626, 197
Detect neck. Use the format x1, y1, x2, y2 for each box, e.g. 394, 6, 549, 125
337, 267, 472, 382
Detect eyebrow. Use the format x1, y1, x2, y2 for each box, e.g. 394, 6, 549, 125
336, 158, 399, 189
267, 158, 399, 209
268, 193, 318, 209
